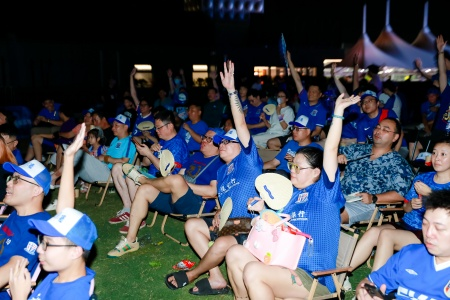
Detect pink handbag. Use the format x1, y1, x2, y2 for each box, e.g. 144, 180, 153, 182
243, 213, 312, 270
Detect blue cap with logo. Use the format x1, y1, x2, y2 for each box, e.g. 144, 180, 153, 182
213, 129, 240, 144
3, 160, 51, 195
289, 115, 314, 131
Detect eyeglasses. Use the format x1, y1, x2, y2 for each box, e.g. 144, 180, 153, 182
291, 126, 308, 132
287, 162, 313, 174
6, 140, 17, 145
362, 98, 376, 105
155, 123, 170, 130
201, 135, 213, 143
7, 175, 40, 187
374, 125, 396, 134
219, 139, 239, 145
38, 235, 78, 251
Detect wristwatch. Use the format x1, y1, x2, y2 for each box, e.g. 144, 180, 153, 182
371, 194, 378, 204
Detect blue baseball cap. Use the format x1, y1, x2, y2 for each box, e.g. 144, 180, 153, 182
29, 207, 98, 250
361, 90, 378, 101
213, 129, 240, 144
208, 127, 225, 137
3, 160, 51, 195
82, 108, 95, 116
289, 115, 314, 131
112, 114, 130, 127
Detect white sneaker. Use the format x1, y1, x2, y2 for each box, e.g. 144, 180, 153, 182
343, 276, 352, 291
107, 236, 139, 258
45, 199, 58, 211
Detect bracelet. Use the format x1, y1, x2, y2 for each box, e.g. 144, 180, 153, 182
332, 114, 345, 120
104, 155, 109, 163
228, 90, 238, 97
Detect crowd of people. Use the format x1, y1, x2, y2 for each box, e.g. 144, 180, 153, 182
1, 34, 450, 299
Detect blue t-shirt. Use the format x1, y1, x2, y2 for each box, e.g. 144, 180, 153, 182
29, 267, 95, 300
283, 168, 345, 293
246, 103, 268, 135
0, 211, 50, 299
368, 244, 450, 299
339, 144, 414, 196
132, 113, 155, 137
356, 108, 398, 143
183, 152, 224, 186
217, 138, 263, 218
37, 103, 61, 121
106, 136, 136, 169
434, 84, 450, 131
295, 90, 328, 132
148, 135, 189, 177
274, 141, 323, 174
177, 120, 209, 152
420, 100, 440, 122
402, 171, 450, 229
12, 148, 24, 165
341, 104, 362, 139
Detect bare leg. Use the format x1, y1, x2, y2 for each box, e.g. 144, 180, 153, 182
349, 224, 394, 271
340, 209, 349, 224
244, 261, 309, 299
125, 185, 156, 242
267, 137, 281, 150
112, 163, 132, 209
56, 145, 64, 170
226, 244, 259, 298
409, 141, 423, 161
125, 177, 139, 205
25, 144, 35, 162
372, 229, 420, 271
31, 135, 44, 162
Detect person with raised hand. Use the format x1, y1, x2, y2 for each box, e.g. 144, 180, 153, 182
8, 123, 98, 300
225, 93, 360, 299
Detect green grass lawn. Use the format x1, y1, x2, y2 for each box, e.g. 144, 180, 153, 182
44, 186, 372, 299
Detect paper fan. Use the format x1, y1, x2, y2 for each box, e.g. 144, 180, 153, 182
263, 104, 276, 115
137, 121, 155, 131
219, 197, 233, 231
159, 149, 175, 177
255, 173, 293, 210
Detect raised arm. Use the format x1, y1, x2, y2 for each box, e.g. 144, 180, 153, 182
437, 35, 448, 93
352, 53, 360, 92
56, 123, 86, 213
130, 67, 140, 108
220, 60, 250, 147
323, 94, 360, 181
331, 63, 350, 97
287, 50, 304, 94
167, 69, 175, 96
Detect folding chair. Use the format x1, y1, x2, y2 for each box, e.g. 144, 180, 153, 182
85, 152, 138, 207
351, 200, 404, 233
147, 197, 221, 246
307, 225, 360, 300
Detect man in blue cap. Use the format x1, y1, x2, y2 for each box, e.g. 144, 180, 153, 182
0, 159, 51, 298
8, 123, 98, 300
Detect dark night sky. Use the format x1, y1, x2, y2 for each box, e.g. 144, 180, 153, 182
2, 0, 449, 50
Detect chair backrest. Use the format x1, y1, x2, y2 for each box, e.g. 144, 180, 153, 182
336, 225, 359, 284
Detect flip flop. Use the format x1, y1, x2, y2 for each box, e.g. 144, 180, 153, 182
188, 278, 230, 296
164, 271, 189, 290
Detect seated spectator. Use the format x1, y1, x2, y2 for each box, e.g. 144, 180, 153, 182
349, 139, 450, 274
221, 117, 235, 133
245, 88, 268, 135
238, 84, 249, 115
263, 115, 322, 179
252, 89, 295, 149
406, 86, 440, 160
0, 159, 51, 297
92, 110, 114, 146
225, 93, 358, 299
107, 128, 225, 257
355, 189, 450, 300
118, 96, 138, 129
163, 60, 263, 296
379, 80, 402, 120
108, 109, 189, 225
356, 90, 398, 144
154, 87, 174, 112
131, 98, 157, 145
177, 103, 209, 153
339, 117, 415, 226
8, 123, 98, 299
30, 98, 63, 136
0, 135, 17, 201
0, 123, 23, 165
202, 87, 226, 128
267, 51, 327, 150
25, 105, 77, 163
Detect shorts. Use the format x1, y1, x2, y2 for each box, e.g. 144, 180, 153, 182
278, 135, 292, 148
294, 268, 330, 296
148, 187, 204, 215
204, 217, 249, 245
344, 202, 378, 226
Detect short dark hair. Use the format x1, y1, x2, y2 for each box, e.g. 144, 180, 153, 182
296, 146, 324, 170
154, 109, 175, 125
425, 189, 450, 213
